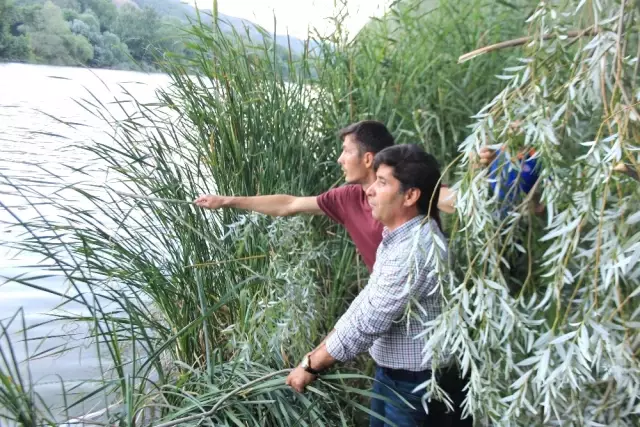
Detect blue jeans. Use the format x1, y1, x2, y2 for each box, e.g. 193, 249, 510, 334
369, 365, 471, 427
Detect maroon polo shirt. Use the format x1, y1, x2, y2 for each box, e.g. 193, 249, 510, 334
317, 183, 448, 272
317, 185, 382, 272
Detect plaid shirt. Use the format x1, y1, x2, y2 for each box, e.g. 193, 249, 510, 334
326, 215, 446, 371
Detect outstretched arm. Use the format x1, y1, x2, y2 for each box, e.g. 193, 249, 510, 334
194, 194, 324, 217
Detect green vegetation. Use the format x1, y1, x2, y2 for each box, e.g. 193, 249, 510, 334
0, 0, 167, 68
1, 0, 639, 425
0, 0, 304, 70
442, 1, 640, 422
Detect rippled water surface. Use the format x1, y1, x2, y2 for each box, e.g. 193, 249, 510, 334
0, 63, 172, 419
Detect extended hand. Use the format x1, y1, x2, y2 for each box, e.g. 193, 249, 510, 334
470, 146, 498, 168
194, 194, 226, 209
614, 162, 639, 181
285, 367, 317, 393
478, 146, 498, 166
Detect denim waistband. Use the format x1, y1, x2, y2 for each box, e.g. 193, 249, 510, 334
381, 366, 433, 382
380, 363, 459, 382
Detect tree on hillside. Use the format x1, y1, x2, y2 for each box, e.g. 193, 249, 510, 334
93, 31, 132, 68
77, 11, 100, 33
79, 0, 116, 31
111, 4, 160, 63
25, 1, 93, 65
66, 8, 131, 68
0, 0, 32, 61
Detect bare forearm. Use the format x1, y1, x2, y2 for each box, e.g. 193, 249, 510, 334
308, 333, 337, 372
286, 332, 336, 392
438, 187, 456, 214
195, 193, 322, 216
224, 194, 323, 217
223, 195, 295, 216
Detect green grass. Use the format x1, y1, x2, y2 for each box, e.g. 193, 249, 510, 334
0, 310, 58, 426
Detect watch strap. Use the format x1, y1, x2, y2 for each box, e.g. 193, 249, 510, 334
302, 355, 322, 375
304, 365, 321, 376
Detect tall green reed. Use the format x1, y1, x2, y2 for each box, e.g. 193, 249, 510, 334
0, 311, 58, 426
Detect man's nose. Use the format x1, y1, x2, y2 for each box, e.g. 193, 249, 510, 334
365, 186, 375, 197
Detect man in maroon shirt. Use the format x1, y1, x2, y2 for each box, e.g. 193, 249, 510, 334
194, 120, 454, 272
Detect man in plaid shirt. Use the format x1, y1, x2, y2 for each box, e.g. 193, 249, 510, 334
286, 144, 464, 425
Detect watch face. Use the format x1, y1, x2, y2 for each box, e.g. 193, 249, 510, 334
301, 355, 310, 368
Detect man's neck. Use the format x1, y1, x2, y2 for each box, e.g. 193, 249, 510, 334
384, 211, 420, 232
359, 173, 377, 192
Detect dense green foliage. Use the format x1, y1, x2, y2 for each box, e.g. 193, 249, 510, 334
0, 0, 301, 70
442, 1, 640, 424
0, 0, 32, 60
330, 0, 530, 174
1, 0, 639, 425
0, 0, 181, 68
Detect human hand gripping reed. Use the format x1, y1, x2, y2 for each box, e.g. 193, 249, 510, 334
194, 194, 227, 209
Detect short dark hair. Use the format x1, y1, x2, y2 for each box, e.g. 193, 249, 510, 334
338, 120, 394, 155
373, 144, 442, 229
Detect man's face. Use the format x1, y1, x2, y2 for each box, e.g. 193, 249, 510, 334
337, 134, 370, 184
365, 164, 408, 224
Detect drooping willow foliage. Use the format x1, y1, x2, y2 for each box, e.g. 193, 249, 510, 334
421, 1, 640, 425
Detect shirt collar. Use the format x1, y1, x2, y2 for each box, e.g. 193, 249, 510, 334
381, 215, 427, 246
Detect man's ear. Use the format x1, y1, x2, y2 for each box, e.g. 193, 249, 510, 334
363, 152, 374, 168
404, 188, 421, 207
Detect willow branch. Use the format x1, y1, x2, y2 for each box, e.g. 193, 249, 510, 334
458, 28, 598, 63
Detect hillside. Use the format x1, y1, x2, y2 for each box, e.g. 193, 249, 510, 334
9, 0, 313, 54
126, 0, 311, 53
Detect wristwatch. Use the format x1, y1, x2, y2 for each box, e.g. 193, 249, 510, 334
300, 354, 322, 376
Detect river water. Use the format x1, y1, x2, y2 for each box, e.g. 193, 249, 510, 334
0, 63, 172, 420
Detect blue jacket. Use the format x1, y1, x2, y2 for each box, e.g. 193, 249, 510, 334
488, 148, 540, 206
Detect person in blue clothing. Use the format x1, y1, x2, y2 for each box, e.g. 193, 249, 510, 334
487, 146, 542, 213
468, 143, 542, 213
472, 144, 543, 294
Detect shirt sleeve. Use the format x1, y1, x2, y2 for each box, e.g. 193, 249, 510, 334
326, 247, 437, 362
520, 156, 540, 194
316, 185, 357, 225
